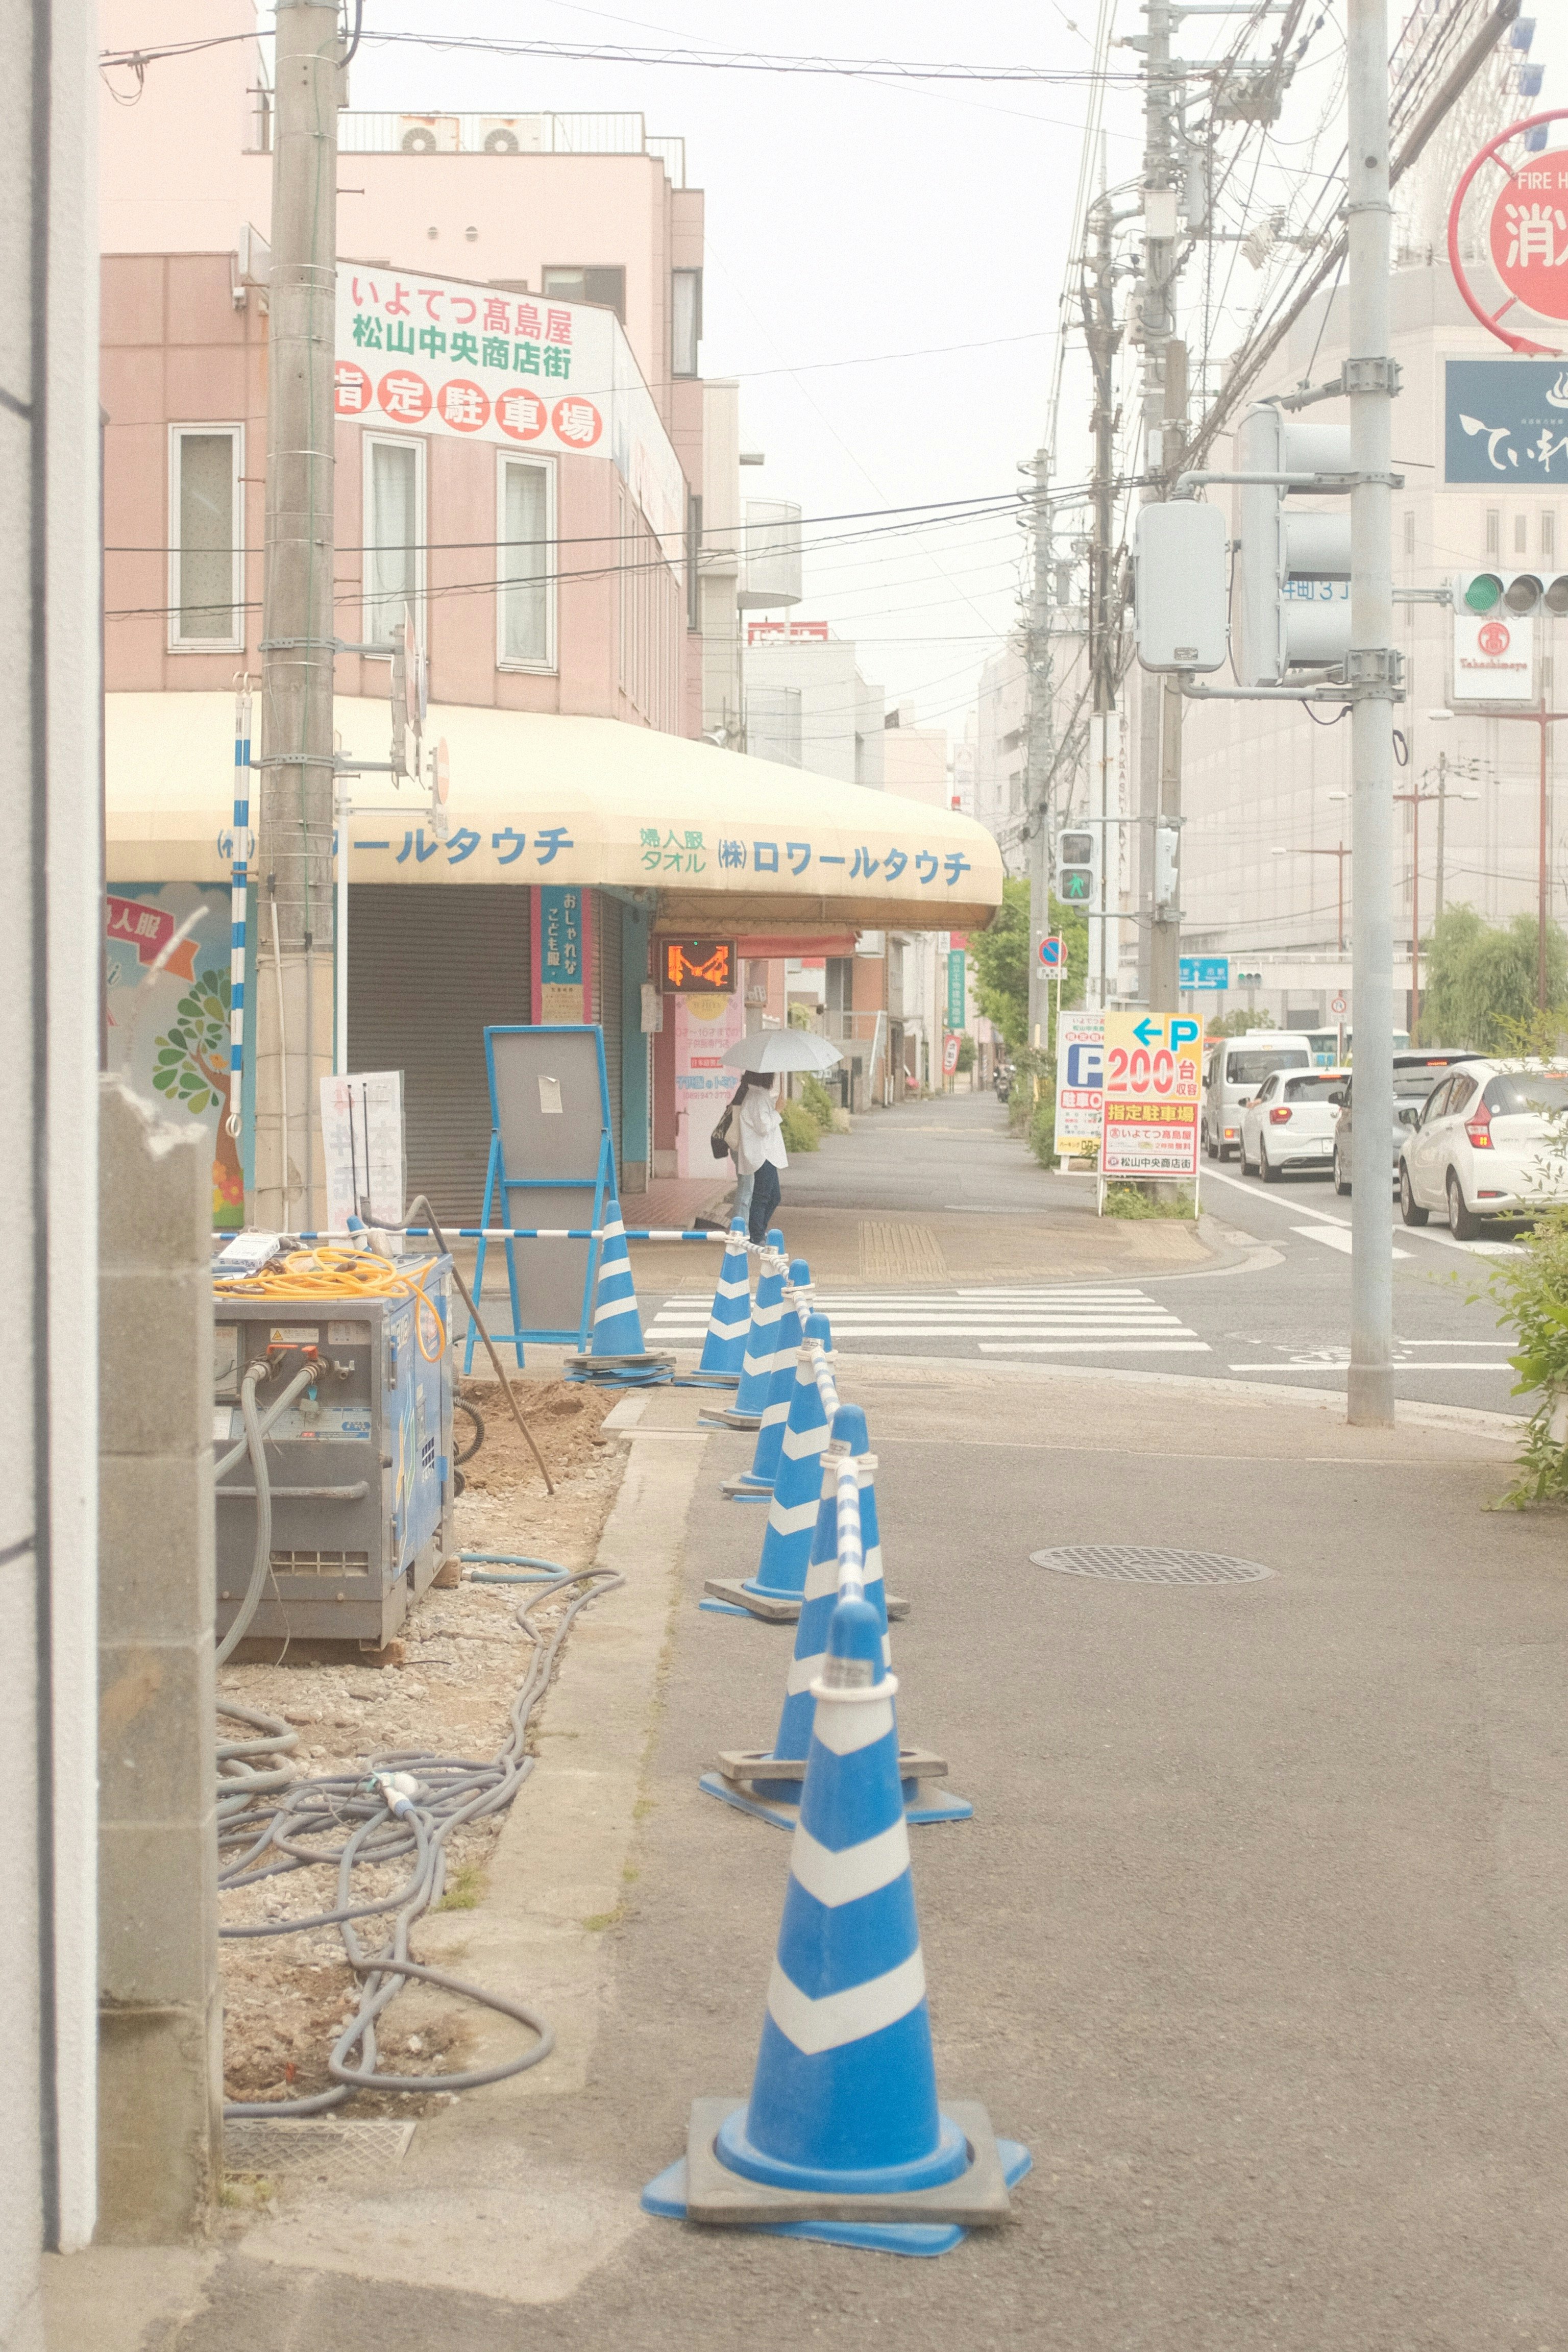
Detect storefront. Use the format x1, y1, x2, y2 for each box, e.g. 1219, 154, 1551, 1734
106, 693, 1003, 1215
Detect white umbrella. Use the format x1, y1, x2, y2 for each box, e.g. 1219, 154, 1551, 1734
720, 1029, 843, 1073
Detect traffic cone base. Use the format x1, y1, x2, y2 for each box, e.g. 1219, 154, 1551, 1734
699, 1754, 970, 1832
640, 2098, 1025, 2240
700, 1577, 911, 1624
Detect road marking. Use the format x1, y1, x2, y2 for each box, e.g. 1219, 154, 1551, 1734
1292, 1224, 1411, 1260
1228, 1361, 1514, 1375
645, 1285, 1212, 1359
1202, 1160, 1523, 1258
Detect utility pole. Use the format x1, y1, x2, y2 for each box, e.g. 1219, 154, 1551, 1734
254, 0, 340, 1228
1023, 450, 1055, 1058
1083, 195, 1121, 1012
1152, 340, 1188, 1013
1346, 0, 1396, 1428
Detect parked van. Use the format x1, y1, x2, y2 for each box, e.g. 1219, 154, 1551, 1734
1201, 1032, 1316, 1161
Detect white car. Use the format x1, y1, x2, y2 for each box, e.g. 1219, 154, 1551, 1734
1398, 1059, 1568, 1237
1239, 1068, 1350, 1182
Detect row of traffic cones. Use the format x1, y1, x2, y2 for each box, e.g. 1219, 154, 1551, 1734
644, 1408, 1027, 2253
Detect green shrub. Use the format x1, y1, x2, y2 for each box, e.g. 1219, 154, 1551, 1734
1102, 1183, 1195, 1220
1479, 1205, 1568, 1502
1027, 1100, 1056, 1166
779, 1098, 820, 1154
799, 1073, 836, 1130
955, 1035, 975, 1072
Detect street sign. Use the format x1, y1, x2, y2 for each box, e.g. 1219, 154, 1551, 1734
1100, 1010, 1202, 1182
1179, 954, 1229, 990
1038, 936, 1066, 970
1330, 993, 1348, 1016
942, 1032, 961, 1077
1489, 149, 1568, 324
1055, 1010, 1103, 1155
946, 949, 966, 1030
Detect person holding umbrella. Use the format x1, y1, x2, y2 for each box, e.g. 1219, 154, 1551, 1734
718, 1027, 843, 1243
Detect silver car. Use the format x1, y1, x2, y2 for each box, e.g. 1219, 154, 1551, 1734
1331, 1051, 1485, 1195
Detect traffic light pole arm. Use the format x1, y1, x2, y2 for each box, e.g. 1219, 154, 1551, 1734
1172, 470, 1404, 495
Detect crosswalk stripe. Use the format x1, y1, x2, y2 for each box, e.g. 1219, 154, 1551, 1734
642, 1283, 1210, 1358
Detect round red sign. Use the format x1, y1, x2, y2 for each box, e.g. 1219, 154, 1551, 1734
1489, 153, 1568, 323
1477, 619, 1512, 658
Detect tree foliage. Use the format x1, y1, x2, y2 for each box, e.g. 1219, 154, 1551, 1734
970, 877, 1088, 1051
1206, 1007, 1275, 1038
1420, 906, 1568, 1051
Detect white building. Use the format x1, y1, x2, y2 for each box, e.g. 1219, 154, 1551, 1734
744, 623, 886, 786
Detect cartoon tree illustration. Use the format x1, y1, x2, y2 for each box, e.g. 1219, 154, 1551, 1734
152, 964, 243, 1224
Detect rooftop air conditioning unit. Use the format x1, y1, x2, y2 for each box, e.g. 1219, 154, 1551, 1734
480, 115, 548, 153
399, 115, 460, 154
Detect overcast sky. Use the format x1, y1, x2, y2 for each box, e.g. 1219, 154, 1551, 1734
346, 3, 1568, 742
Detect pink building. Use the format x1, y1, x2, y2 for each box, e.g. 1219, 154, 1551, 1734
98, 7, 1002, 1218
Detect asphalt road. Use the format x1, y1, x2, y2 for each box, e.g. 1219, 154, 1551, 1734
644, 1090, 1529, 1417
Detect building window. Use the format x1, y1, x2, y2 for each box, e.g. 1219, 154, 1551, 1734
672, 268, 702, 376
541, 265, 625, 322
1403, 510, 1415, 557
1515, 512, 1529, 555
362, 435, 424, 653
497, 454, 555, 670
168, 425, 242, 649
1486, 508, 1501, 557
1545, 511, 1557, 561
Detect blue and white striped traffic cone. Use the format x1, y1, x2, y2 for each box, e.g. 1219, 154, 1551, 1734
713, 1231, 786, 1430
720, 1257, 811, 1501
703, 1402, 969, 1822
696, 1219, 751, 1385
645, 1588, 1027, 2251
706, 1314, 833, 1616
566, 1198, 673, 1385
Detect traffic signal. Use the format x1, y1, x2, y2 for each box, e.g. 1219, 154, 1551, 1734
1452, 571, 1568, 616
1057, 827, 1097, 906
1233, 404, 1353, 687
1132, 501, 1228, 671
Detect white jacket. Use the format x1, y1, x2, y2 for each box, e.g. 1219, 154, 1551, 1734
732, 1087, 789, 1175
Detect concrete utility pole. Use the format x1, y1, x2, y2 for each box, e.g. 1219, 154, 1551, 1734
1346, 0, 1396, 1428
1023, 450, 1055, 1056
1152, 340, 1188, 1013
1083, 197, 1121, 1012
255, 0, 340, 1228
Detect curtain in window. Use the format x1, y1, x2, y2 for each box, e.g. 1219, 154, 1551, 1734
178, 432, 235, 640
367, 441, 418, 648
500, 461, 548, 664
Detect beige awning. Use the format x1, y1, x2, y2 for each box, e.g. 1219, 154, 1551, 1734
106, 693, 1004, 934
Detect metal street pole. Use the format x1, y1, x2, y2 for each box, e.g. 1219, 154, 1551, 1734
1435, 747, 1447, 919
254, 0, 339, 1228
1084, 197, 1120, 1012
1346, 0, 1396, 1428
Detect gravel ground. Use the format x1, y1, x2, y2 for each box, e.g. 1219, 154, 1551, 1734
216, 1377, 624, 2113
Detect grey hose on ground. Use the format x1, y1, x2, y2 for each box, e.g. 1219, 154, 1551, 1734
216, 1364, 275, 1668
218, 1563, 622, 2115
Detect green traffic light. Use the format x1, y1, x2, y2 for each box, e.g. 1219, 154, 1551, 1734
1061, 873, 1091, 901
1464, 573, 1503, 613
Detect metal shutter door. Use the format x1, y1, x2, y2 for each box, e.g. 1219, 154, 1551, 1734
348, 885, 531, 1224
597, 892, 624, 1181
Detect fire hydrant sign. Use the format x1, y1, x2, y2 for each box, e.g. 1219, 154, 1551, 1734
1100, 1011, 1203, 1180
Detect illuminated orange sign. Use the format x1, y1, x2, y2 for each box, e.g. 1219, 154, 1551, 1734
660, 938, 736, 994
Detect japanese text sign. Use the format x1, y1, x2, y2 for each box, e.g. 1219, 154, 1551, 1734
946, 949, 966, 1031
1490, 154, 1568, 325
1055, 1010, 1104, 1154
335, 263, 687, 541
1444, 359, 1568, 482
1100, 1011, 1202, 1181
534, 883, 591, 1024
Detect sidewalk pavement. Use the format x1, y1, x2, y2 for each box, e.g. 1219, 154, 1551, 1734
67, 1350, 1568, 2351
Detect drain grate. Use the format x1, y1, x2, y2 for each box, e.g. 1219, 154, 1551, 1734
225, 2117, 415, 2181
1030, 1544, 1273, 1586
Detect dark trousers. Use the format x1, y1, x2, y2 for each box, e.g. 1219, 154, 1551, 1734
747, 1159, 781, 1244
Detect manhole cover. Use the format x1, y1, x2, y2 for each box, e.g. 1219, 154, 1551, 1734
1029, 1545, 1272, 1586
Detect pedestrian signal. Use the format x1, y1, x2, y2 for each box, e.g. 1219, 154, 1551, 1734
1057, 828, 1096, 906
